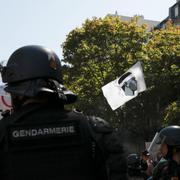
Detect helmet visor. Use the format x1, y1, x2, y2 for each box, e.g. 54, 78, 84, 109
148, 132, 166, 157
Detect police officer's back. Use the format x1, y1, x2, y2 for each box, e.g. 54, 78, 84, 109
0, 45, 127, 180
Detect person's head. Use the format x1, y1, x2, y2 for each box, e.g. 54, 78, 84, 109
1, 45, 77, 110
156, 126, 180, 159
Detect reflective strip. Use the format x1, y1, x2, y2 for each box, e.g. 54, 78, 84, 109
9, 123, 78, 140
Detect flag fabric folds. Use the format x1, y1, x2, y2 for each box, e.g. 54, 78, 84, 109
101, 61, 146, 110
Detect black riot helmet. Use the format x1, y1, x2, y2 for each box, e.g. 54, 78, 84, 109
158, 125, 180, 146
2, 45, 63, 84
148, 126, 180, 159
1, 45, 77, 104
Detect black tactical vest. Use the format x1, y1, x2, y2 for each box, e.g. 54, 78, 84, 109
0, 103, 107, 180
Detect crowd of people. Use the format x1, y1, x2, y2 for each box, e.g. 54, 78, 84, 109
127, 126, 180, 180
0, 45, 179, 180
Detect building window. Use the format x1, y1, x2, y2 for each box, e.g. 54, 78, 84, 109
175, 5, 179, 17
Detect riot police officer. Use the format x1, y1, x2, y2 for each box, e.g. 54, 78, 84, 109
150, 125, 180, 180
0, 45, 127, 180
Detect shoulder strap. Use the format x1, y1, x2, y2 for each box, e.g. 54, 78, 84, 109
67, 111, 107, 158
86, 116, 111, 180
86, 116, 109, 159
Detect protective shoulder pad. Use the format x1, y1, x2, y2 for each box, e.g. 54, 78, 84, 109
88, 116, 113, 133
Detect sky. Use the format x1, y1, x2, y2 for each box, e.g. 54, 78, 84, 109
0, 0, 175, 61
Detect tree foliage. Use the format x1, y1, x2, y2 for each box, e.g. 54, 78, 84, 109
62, 16, 180, 141
144, 23, 180, 129
163, 99, 180, 126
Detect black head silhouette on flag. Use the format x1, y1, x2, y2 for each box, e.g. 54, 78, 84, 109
118, 72, 137, 96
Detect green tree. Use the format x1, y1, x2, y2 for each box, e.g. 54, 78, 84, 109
163, 99, 180, 126
62, 16, 180, 142
144, 22, 180, 129
62, 15, 148, 126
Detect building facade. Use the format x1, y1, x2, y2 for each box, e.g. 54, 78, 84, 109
110, 12, 160, 31
156, 0, 180, 29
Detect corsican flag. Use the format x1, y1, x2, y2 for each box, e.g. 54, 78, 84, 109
101, 61, 146, 110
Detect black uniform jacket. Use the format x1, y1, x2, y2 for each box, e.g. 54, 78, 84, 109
0, 102, 127, 180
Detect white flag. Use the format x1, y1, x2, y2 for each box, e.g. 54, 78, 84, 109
101, 61, 146, 110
